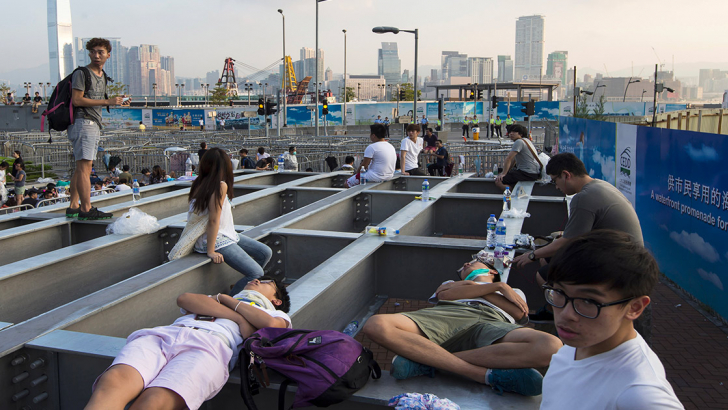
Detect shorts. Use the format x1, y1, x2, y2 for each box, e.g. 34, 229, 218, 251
68, 119, 101, 161
14, 186, 25, 197
501, 169, 539, 187
402, 301, 521, 352
93, 326, 233, 410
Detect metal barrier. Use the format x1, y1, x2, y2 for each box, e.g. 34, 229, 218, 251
0, 203, 34, 215
36, 196, 71, 208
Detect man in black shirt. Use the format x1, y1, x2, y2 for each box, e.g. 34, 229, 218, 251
21, 188, 40, 208
427, 140, 449, 176
21, 93, 32, 106
239, 149, 257, 169
256, 157, 274, 171
198, 142, 208, 159
32, 92, 43, 113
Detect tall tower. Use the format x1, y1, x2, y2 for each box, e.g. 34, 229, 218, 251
47, 0, 75, 83
514, 15, 545, 81
378, 42, 401, 86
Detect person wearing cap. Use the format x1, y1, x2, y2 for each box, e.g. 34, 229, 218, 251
22, 188, 41, 208
362, 252, 561, 396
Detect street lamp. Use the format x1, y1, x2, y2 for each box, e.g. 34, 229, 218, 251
592, 83, 606, 102
343, 29, 347, 128
203, 83, 210, 106
623, 78, 641, 102
152, 83, 158, 107
641, 89, 647, 102
175, 83, 180, 105
377, 84, 385, 101
278, 9, 288, 127
244, 83, 253, 137
373, 26, 419, 122
180, 84, 185, 104
314, 0, 330, 137
23, 82, 32, 96
651, 63, 675, 127
357, 83, 361, 101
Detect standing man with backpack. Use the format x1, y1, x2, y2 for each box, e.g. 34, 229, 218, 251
66, 38, 123, 220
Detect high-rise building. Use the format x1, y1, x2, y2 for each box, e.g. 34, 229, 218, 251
126, 45, 174, 96
325, 67, 333, 82
547, 51, 568, 96
430, 69, 439, 84
514, 15, 545, 81
346, 75, 386, 101
441, 51, 468, 80
47, 0, 75, 83
467, 57, 493, 84
378, 42, 402, 88
402, 69, 410, 84
75, 37, 127, 86
298, 47, 324, 88
497, 55, 514, 82
206, 70, 219, 86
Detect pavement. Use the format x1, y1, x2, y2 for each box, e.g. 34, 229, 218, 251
356, 281, 728, 409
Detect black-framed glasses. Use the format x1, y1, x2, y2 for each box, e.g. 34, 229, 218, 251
543, 285, 634, 319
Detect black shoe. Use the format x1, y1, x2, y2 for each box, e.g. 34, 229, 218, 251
529, 305, 554, 323
65, 207, 80, 218
78, 207, 112, 220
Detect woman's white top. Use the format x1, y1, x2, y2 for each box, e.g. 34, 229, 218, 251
190, 197, 239, 253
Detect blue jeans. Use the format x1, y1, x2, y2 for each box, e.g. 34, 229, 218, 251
218, 234, 273, 295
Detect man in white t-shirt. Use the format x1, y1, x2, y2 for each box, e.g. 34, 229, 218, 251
400, 124, 425, 175
346, 124, 396, 188
85, 277, 292, 410
362, 253, 562, 396
539, 230, 683, 410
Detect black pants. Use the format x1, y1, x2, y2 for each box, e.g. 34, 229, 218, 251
495, 125, 502, 138
406, 168, 426, 176
427, 164, 444, 176
462, 125, 469, 138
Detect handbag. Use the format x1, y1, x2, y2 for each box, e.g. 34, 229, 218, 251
168, 210, 209, 260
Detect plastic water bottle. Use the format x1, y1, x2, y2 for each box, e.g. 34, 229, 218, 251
342, 320, 359, 336
494, 218, 507, 274
277, 155, 285, 172
493, 163, 498, 175
458, 162, 464, 177
360, 167, 367, 185
503, 187, 512, 211
494, 244, 505, 275
421, 179, 430, 202
185, 157, 193, 176
486, 214, 497, 248
132, 179, 141, 202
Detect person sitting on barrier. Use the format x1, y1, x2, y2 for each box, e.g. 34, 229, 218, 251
539, 230, 683, 409
109, 165, 121, 183
346, 124, 397, 188
32, 92, 43, 113
189, 148, 273, 295
198, 142, 208, 159
0, 161, 8, 205
423, 128, 438, 153
21, 188, 40, 208
140, 168, 151, 185
239, 149, 257, 170
401, 124, 425, 176
255, 156, 274, 171
118, 165, 133, 185
362, 252, 562, 396
84, 277, 291, 410
150, 165, 167, 184
427, 140, 448, 177
335, 156, 356, 172
282, 146, 298, 171
115, 178, 132, 191
494, 124, 541, 191
21, 93, 32, 106
256, 146, 270, 161
91, 181, 108, 196
1, 195, 18, 209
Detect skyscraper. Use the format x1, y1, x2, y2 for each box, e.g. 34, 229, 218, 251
126, 45, 174, 96
497, 55, 514, 82
514, 15, 545, 81
299, 47, 324, 88
467, 57, 493, 84
378, 42, 401, 86
547, 51, 568, 96
441, 51, 468, 80
47, 0, 75, 83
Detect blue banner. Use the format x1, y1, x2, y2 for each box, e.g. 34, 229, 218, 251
557, 116, 617, 185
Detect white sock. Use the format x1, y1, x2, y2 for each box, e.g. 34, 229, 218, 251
484, 369, 492, 386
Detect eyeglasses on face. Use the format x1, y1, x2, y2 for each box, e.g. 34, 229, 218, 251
258, 279, 278, 291
542, 285, 634, 319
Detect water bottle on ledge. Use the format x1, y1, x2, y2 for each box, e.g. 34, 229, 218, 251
132, 179, 141, 203
503, 187, 512, 211
421, 179, 430, 202
486, 214, 497, 248
343, 320, 359, 336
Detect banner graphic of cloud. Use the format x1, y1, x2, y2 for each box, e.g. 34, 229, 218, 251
684, 143, 718, 162
697, 268, 724, 291
669, 230, 720, 263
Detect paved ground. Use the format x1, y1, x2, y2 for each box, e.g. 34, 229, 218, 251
356, 281, 728, 409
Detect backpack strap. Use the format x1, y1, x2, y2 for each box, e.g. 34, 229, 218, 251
239, 352, 261, 410
522, 138, 543, 173
102, 69, 111, 113
278, 379, 294, 410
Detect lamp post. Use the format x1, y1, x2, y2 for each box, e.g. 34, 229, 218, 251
343, 29, 347, 128
373, 26, 418, 122
377, 84, 385, 101
180, 84, 185, 105
278, 9, 288, 127
245, 83, 253, 137
592, 83, 605, 102
651, 64, 675, 127
175, 83, 180, 106
357, 83, 361, 101
623, 78, 641, 102
23, 82, 32, 96
314, 0, 330, 137
641, 89, 647, 102
203, 84, 210, 106
152, 83, 158, 107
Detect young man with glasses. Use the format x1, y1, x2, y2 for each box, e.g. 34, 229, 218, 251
539, 230, 682, 409
85, 277, 291, 410
362, 252, 562, 396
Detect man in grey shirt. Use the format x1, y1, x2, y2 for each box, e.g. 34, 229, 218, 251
66, 38, 123, 220
495, 124, 541, 190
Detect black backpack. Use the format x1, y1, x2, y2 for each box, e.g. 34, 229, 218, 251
41, 66, 111, 134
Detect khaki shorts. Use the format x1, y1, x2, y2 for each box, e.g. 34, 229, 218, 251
68, 119, 101, 161
402, 301, 521, 352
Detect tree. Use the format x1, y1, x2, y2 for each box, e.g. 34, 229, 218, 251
390, 83, 421, 101
574, 94, 590, 119
209, 83, 229, 105
574, 93, 607, 121
591, 95, 607, 121
107, 81, 128, 97
0, 82, 10, 105
341, 86, 355, 103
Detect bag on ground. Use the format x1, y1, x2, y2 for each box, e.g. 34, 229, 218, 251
105, 207, 160, 235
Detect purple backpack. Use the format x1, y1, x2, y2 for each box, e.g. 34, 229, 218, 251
240, 328, 381, 409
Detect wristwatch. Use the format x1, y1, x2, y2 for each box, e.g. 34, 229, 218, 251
528, 250, 536, 261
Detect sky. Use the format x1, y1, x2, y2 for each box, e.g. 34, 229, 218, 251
2, 0, 728, 82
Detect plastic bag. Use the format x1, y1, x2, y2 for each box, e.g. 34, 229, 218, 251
106, 207, 161, 235
37, 177, 55, 184
502, 208, 531, 218
388, 393, 460, 410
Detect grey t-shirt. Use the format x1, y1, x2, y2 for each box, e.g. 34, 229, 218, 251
563, 179, 643, 245
72, 68, 106, 129
15, 170, 26, 187
511, 139, 540, 174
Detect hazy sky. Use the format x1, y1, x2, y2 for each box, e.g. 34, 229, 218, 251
2, 0, 728, 80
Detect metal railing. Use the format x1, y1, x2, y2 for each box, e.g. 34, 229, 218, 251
0, 204, 34, 215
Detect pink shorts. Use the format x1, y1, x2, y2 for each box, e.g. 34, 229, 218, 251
93, 326, 233, 410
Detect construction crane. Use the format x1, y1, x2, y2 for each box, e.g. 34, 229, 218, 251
651, 47, 666, 71
282, 56, 297, 93
219, 57, 238, 96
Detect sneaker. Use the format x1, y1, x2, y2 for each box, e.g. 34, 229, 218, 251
528, 305, 554, 323
78, 207, 112, 221
390, 355, 435, 380
65, 207, 80, 218
488, 368, 543, 396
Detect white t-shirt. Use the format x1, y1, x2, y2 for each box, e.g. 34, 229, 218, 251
257, 152, 270, 161
363, 141, 396, 182
115, 184, 131, 191
177, 289, 292, 370
428, 280, 526, 325
541, 333, 683, 410
400, 137, 423, 171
